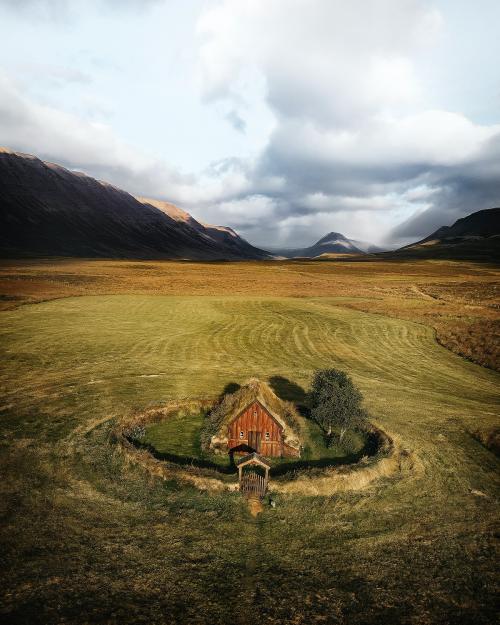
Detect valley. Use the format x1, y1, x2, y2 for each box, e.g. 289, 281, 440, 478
2, 3, 499, 623
0, 258, 498, 624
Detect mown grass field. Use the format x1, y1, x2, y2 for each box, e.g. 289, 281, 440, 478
1, 257, 498, 370
1, 261, 499, 625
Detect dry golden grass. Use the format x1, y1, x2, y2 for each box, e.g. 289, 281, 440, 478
271, 423, 406, 496
1, 257, 498, 369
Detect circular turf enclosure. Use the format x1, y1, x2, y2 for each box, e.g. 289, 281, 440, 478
114, 396, 398, 493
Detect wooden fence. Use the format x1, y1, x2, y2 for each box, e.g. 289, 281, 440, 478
240, 471, 267, 499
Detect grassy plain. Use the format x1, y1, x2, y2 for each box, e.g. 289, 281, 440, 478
0, 258, 499, 625
0, 257, 498, 370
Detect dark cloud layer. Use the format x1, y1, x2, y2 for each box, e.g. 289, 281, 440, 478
390, 134, 500, 243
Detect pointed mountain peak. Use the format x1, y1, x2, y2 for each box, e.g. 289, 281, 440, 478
316, 232, 349, 244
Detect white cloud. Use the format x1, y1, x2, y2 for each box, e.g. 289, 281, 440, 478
267, 110, 500, 172
197, 0, 441, 125
301, 193, 399, 213
206, 195, 278, 227
15, 63, 93, 87
193, 0, 500, 245
1, 0, 162, 19
1, 0, 499, 248
0, 72, 195, 200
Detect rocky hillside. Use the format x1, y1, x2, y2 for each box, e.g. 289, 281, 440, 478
0, 148, 270, 260
417, 207, 500, 243
393, 208, 500, 261
136, 196, 267, 260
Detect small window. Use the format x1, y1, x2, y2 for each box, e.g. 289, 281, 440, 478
253, 410, 258, 417
239, 431, 244, 439
265, 432, 270, 441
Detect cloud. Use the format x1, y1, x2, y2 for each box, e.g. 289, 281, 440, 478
197, 0, 442, 123
225, 109, 246, 133
211, 195, 277, 225
2, 0, 499, 249
389, 134, 500, 243
1, 0, 163, 20
2, 0, 161, 8
16, 63, 93, 87
0, 72, 193, 201
194, 0, 500, 246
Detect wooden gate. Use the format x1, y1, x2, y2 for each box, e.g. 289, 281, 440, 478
240, 470, 267, 499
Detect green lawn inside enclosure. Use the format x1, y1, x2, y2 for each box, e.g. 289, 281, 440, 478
141, 409, 366, 469
1, 294, 499, 625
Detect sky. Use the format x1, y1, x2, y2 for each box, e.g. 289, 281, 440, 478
0, 0, 499, 249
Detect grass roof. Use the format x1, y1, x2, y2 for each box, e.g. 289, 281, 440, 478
201, 378, 301, 453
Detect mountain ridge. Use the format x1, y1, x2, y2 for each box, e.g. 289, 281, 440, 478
0, 148, 270, 260
390, 207, 500, 261
415, 207, 500, 244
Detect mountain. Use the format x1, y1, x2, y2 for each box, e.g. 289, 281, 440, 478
392, 208, 500, 261
273, 232, 367, 258
417, 207, 500, 243
0, 148, 270, 260
136, 196, 267, 260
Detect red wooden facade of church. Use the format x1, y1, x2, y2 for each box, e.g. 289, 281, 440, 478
227, 400, 284, 457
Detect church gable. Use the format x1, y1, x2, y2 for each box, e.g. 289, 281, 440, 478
227, 400, 284, 457
208, 379, 302, 458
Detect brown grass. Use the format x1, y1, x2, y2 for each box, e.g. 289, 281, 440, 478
1, 257, 498, 370
271, 423, 411, 496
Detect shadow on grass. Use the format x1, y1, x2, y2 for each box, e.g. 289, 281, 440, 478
268, 375, 308, 404
127, 438, 238, 474
270, 430, 380, 476
219, 381, 241, 398
128, 430, 381, 478
126, 376, 382, 478
268, 375, 311, 418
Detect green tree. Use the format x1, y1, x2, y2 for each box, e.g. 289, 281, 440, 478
309, 368, 366, 445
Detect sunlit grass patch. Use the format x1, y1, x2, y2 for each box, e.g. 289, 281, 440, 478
142, 410, 206, 458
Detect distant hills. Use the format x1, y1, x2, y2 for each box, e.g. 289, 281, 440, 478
0, 148, 270, 260
391, 208, 500, 261
272, 232, 384, 258
1, 147, 498, 262
287, 209, 500, 261
349, 239, 387, 254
